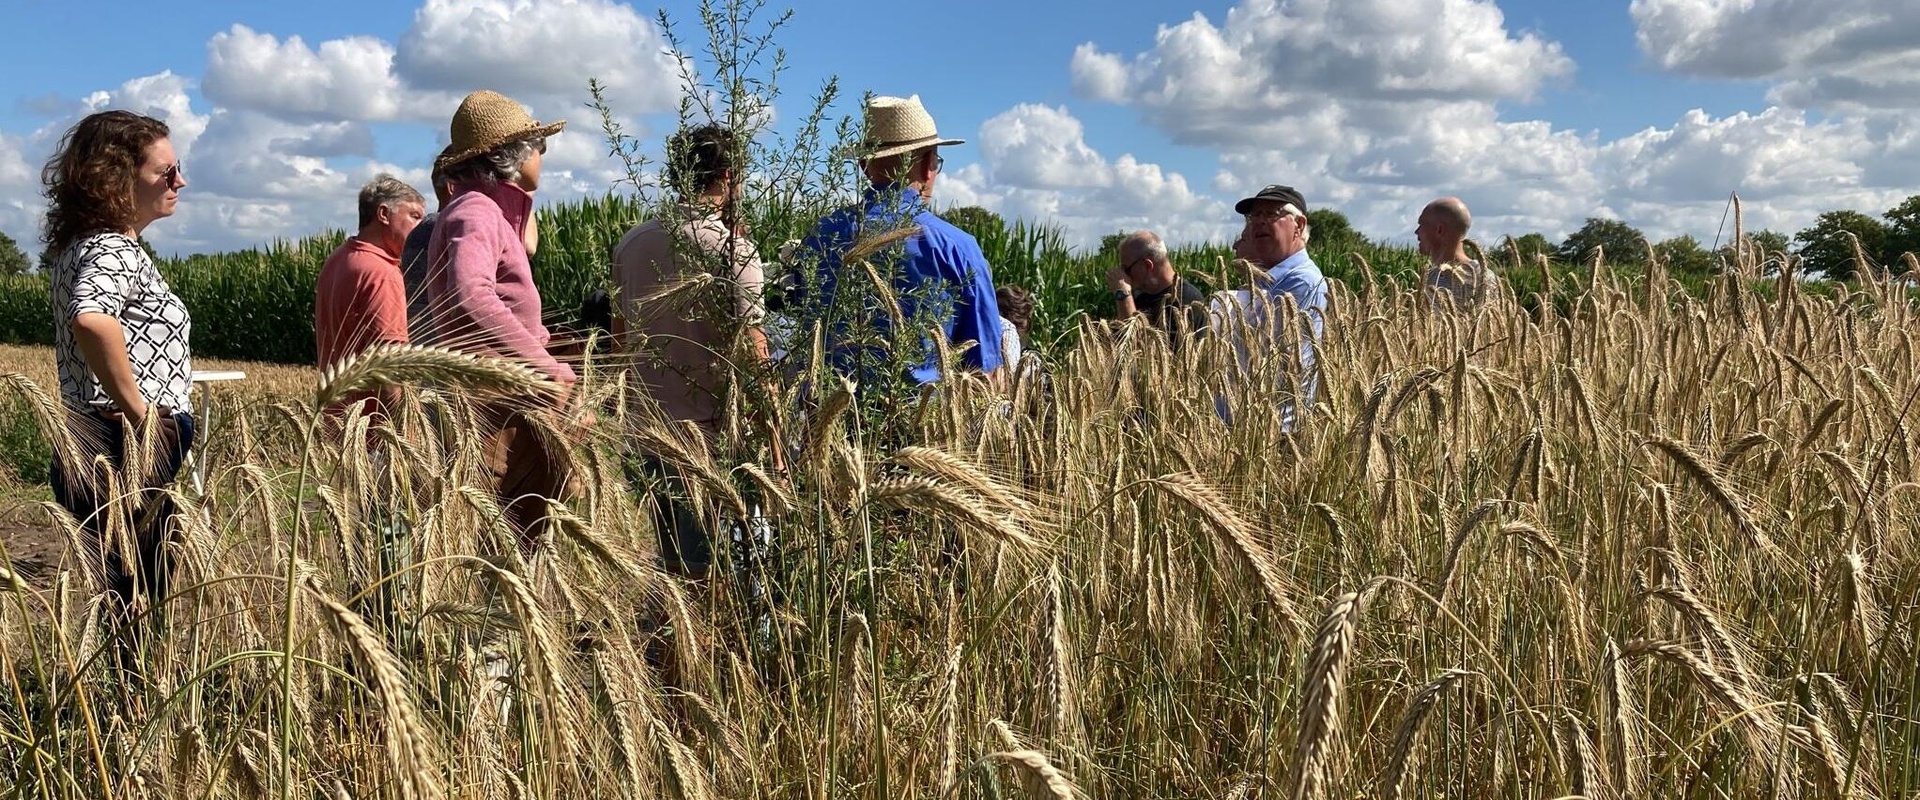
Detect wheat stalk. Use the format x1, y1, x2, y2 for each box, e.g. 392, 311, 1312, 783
306, 582, 444, 800
1149, 472, 1305, 629
314, 343, 558, 409
1289, 585, 1371, 800
1379, 668, 1476, 800
1644, 435, 1783, 560
976, 750, 1082, 800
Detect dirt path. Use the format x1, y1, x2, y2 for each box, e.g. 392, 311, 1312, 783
0, 496, 65, 585
0, 344, 311, 588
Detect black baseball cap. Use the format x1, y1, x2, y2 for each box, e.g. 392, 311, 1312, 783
1234, 184, 1307, 215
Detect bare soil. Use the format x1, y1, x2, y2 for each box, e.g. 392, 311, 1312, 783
0, 494, 65, 586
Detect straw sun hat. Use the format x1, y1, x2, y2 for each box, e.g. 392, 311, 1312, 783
435, 90, 566, 171
861, 94, 964, 160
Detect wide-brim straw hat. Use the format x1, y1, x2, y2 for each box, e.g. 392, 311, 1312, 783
860, 94, 963, 160
436, 90, 565, 171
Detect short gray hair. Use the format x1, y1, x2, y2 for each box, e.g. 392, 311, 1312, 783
357, 173, 424, 228
442, 137, 541, 187
1120, 230, 1168, 265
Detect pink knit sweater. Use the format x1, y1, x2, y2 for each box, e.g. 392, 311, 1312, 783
426, 181, 576, 385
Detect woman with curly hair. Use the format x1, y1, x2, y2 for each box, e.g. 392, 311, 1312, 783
42, 109, 195, 650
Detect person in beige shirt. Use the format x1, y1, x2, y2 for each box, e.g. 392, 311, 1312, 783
1416, 196, 1499, 309
611, 123, 772, 577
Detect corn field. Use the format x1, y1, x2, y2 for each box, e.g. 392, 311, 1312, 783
0, 189, 1435, 365
1, 233, 1916, 798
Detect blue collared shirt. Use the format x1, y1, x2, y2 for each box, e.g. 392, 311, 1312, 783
1214, 248, 1329, 430
801, 185, 1004, 385
1263, 249, 1329, 390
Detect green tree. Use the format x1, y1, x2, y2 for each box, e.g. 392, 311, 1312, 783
1306, 208, 1366, 255
0, 232, 29, 276
1715, 229, 1789, 273
1654, 234, 1716, 275
1097, 230, 1130, 260
943, 205, 1006, 242
1794, 210, 1888, 281
1881, 194, 1920, 273
1556, 218, 1648, 267
1491, 232, 1555, 267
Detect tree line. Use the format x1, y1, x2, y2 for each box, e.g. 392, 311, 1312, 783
1487, 194, 1920, 282
7, 194, 1920, 283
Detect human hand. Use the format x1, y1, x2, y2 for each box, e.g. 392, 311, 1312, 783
1105, 266, 1133, 293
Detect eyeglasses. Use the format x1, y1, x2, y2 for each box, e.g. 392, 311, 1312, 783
1120, 255, 1152, 273
931, 153, 945, 173
160, 162, 185, 187
533, 138, 548, 155
1243, 208, 1294, 224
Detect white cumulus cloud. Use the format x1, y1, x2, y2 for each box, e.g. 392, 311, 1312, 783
1070, 0, 1571, 149
203, 25, 422, 122
396, 0, 682, 114
1630, 0, 1920, 111
1046, 0, 1920, 251
943, 104, 1234, 250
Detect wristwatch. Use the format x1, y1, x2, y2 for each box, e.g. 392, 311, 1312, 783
1113, 289, 1135, 301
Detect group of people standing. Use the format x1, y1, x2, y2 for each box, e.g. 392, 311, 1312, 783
39, 87, 1477, 644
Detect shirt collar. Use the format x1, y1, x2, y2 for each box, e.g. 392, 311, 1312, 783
450, 179, 535, 234
677, 200, 726, 224
346, 235, 400, 264
863, 183, 928, 212
1266, 248, 1314, 281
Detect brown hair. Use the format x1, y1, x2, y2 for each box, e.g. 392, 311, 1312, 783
997, 284, 1034, 347
666, 123, 743, 197
42, 111, 171, 254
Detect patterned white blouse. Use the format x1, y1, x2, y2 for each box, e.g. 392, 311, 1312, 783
49, 232, 193, 414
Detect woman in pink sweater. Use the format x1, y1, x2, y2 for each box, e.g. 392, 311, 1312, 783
426, 90, 574, 548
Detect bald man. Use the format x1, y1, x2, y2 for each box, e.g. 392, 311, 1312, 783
1416, 197, 1498, 308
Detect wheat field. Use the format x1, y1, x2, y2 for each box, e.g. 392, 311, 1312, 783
1, 246, 1917, 799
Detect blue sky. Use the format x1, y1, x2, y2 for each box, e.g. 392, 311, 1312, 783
1, 0, 1915, 256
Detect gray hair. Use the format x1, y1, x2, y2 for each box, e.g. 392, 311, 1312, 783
442, 137, 541, 187
357, 173, 425, 228
1120, 230, 1168, 265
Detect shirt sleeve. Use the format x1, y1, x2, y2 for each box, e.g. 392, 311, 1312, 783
67, 244, 142, 319
439, 206, 575, 383
946, 231, 1003, 373
726, 233, 767, 326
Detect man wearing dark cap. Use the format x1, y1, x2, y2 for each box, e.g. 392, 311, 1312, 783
1224, 184, 1330, 429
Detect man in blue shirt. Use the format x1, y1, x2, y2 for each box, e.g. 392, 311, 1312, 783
1219, 184, 1330, 429
801, 95, 1003, 388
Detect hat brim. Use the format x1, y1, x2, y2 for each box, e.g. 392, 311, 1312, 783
864, 135, 965, 161
435, 120, 567, 171
1234, 194, 1306, 215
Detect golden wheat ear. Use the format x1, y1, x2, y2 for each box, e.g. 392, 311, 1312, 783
2, 374, 86, 489
314, 343, 559, 410
304, 579, 445, 800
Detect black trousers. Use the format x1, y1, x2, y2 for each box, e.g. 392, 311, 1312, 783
49, 410, 197, 619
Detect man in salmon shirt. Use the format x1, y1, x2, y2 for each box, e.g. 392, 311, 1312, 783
425, 90, 574, 550
314, 173, 426, 420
